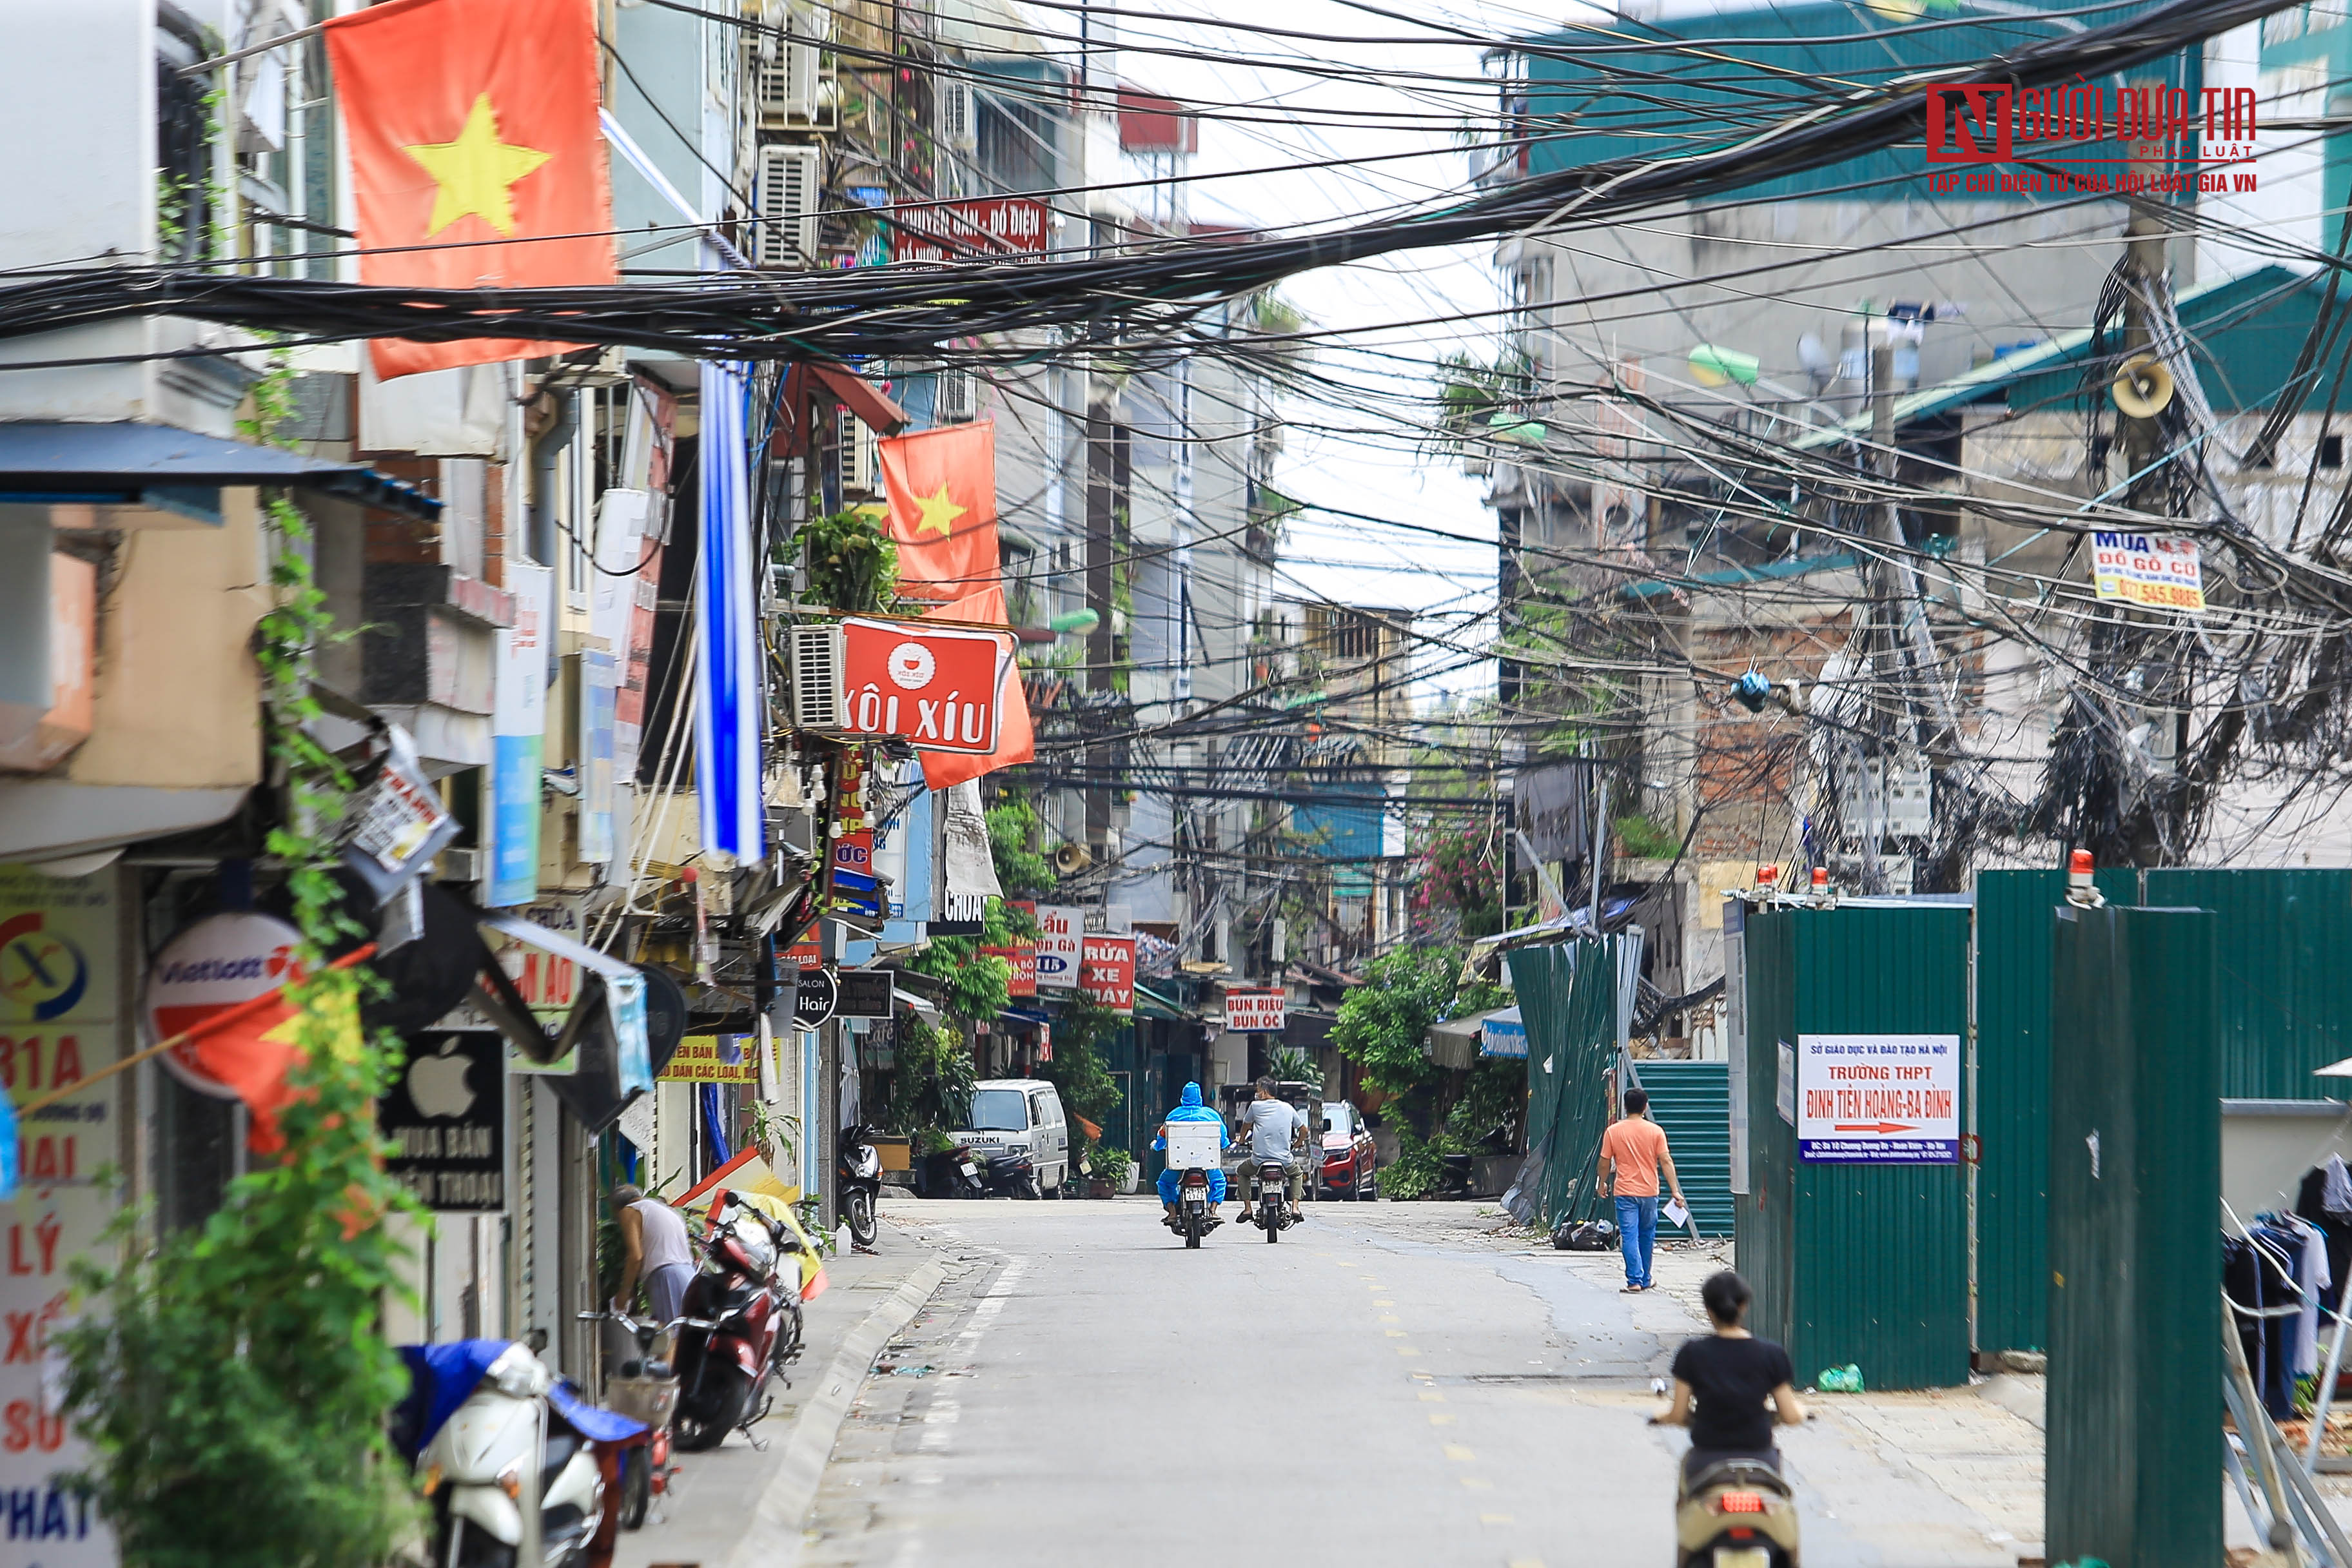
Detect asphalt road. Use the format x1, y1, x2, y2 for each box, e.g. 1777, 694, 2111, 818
798, 1197, 2029, 1568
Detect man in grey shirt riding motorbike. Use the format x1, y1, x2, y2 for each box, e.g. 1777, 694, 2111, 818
1233, 1077, 1307, 1224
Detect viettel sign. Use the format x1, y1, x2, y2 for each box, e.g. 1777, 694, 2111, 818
839, 616, 1013, 754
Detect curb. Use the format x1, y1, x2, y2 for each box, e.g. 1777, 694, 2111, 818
722, 1257, 949, 1568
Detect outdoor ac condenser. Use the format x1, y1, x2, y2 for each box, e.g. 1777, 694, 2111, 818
787, 623, 847, 732
754, 143, 823, 268
936, 78, 976, 152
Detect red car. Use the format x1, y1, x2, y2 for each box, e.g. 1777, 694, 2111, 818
1318, 1101, 1378, 1200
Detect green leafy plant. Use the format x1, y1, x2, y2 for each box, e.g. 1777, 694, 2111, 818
887, 1017, 979, 1137
1613, 812, 1682, 859
59, 356, 422, 1568
796, 505, 899, 613
1091, 1146, 1133, 1188
986, 795, 1057, 896
1268, 1047, 1322, 1089
1377, 1124, 1467, 1200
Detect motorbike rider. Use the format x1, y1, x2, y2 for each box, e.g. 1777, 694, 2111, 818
1648, 1269, 1807, 1489
1152, 1081, 1229, 1221
1233, 1076, 1306, 1225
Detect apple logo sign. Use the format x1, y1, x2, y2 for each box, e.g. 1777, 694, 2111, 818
407, 1041, 477, 1120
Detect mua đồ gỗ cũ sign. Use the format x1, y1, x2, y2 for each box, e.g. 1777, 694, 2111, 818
2090, 531, 2204, 612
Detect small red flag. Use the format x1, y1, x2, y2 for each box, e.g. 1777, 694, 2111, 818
919, 585, 1034, 791
324, 0, 616, 379
879, 423, 1001, 600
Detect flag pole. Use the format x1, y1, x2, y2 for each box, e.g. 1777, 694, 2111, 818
11, 944, 378, 1118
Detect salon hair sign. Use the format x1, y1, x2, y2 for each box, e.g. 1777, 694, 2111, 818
838, 617, 1015, 754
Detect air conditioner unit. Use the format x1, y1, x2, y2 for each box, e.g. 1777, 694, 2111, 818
936, 364, 977, 423
936, 78, 977, 152
836, 405, 881, 496
786, 623, 847, 730
756, 41, 822, 124
754, 143, 822, 268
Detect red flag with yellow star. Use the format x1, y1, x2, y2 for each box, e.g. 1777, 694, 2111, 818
919, 584, 1034, 790
323, 0, 616, 379
878, 422, 1000, 600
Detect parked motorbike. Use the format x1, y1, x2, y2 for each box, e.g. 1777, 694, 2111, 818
671, 1193, 801, 1453
1164, 1165, 1222, 1248
838, 1124, 883, 1248
1676, 1455, 1801, 1568
980, 1146, 1041, 1199
921, 1145, 986, 1198
1248, 1160, 1294, 1242
396, 1339, 644, 1568
582, 1310, 681, 1531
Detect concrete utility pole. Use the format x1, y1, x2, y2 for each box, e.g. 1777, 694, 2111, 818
2113, 206, 2180, 867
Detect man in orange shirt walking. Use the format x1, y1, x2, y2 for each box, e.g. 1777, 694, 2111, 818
1600, 1087, 1685, 1293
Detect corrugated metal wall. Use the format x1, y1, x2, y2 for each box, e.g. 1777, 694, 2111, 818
1737, 904, 1971, 1390
1638, 1059, 1733, 1239
2143, 868, 2352, 1098
1975, 867, 2136, 1355
1511, 937, 1629, 1226
2046, 903, 2220, 1566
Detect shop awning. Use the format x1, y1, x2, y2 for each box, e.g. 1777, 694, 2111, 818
1135, 983, 1188, 1021
0, 421, 443, 522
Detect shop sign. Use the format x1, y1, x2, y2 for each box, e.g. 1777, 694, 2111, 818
142, 910, 306, 1099
1079, 934, 1135, 1014
659, 1034, 760, 1084
1796, 1033, 1959, 1163
838, 617, 1013, 754
0, 866, 120, 1563
382, 1033, 506, 1211
1035, 905, 1081, 990
983, 943, 1038, 997
794, 967, 839, 1030
2091, 531, 2204, 612
1224, 987, 1285, 1034
891, 196, 1052, 262
487, 561, 553, 906
834, 968, 893, 1019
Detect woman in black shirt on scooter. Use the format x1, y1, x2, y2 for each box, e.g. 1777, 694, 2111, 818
1650, 1269, 1808, 1484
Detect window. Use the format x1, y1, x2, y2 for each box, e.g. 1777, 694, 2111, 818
2324, 433, 2344, 470
968, 1089, 1030, 1132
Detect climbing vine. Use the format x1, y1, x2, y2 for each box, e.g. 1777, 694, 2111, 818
57, 355, 423, 1566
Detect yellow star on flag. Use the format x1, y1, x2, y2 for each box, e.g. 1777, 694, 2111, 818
404, 93, 552, 238
911, 484, 968, 538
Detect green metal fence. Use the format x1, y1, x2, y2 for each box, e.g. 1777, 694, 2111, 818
1511, 937, 1631, 1228
1633, 1059, 1733, 1239
1736, 903, 1972, 1391
2143, 868, 2352, 1099
2046, 901, 2220, 1566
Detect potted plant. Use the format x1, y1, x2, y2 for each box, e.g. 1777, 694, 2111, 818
1092, 1146, 1133, 1198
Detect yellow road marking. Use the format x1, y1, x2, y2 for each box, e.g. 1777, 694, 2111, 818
1481, 1514, 1516, 1525
1396, 1346, 1420, 1355
1444, 1444, 1477, 1462
1386, 1329, 1407, 1337
1378, 1314, 1402, 1324
1508, 1558, 1545, 1568
1429, 1413, 1456, 1426
1374, 1298, 1395, 1306
1460, 1476, 1494, 1491
1418, 1391, 1446, 1402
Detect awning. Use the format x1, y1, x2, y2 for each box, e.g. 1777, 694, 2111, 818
1135, 983, 1188, 1021
0, 422, 443, 522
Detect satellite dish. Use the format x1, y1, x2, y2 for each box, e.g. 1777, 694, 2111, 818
1798, 332, 1833, 378
2111, 355, 2175, 419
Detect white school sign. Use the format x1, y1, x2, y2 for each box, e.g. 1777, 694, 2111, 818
1796, 1033, 1959, 1164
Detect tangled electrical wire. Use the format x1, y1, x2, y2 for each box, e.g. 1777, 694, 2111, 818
0, 0, 2299, 369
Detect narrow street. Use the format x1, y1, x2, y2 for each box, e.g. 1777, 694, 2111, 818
793, 1200, 2042, 1568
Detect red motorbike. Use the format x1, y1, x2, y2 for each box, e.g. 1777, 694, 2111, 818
669, 1192, 805, 1452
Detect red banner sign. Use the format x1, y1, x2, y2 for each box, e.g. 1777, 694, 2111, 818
1224, 987, 1286, 1034
839, 617, 1012, 754
1079, 934, 1135, 1014
983, 942, 1039, 997
892, 197, 1051, 262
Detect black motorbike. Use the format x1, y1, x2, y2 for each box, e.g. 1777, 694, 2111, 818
981, 1147, 1040, 1199
920, 1146, 986, 1198
838, 1123, 882, 1248
1248, 1160, 1294, 1242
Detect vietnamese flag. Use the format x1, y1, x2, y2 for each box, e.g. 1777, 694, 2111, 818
919, 585, 1033, 790
879, 423, 1000, 600
324, 0, 616, 379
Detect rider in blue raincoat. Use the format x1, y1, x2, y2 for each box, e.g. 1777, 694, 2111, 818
1153, 1082, 1228, 1219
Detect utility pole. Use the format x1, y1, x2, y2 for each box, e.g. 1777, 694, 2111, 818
2113, 206, 2177, 866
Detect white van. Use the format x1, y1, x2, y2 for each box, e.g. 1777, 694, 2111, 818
951, 1079, 1072, 1195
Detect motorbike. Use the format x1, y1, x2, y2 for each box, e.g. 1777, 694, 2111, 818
1164, 1165, 1223, 1248
980, 1146, 1041, 1199
1676, 1455, 1801, 1568
582, 1310, 681, 1531
838, 1124, 883, 1248
1247, 1160, 1294, 1242
671, 1193, 803, 1453
921, 1145, 986, 1197
397, 1339, 644, 1568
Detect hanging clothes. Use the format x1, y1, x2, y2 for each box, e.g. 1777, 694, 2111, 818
2227, 1234, 2269, 1403
2247, 1220, 2307, 1416
2296, 1164, 2352, 1313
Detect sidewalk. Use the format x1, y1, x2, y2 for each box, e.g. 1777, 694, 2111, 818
611, 1220, 946, 1568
